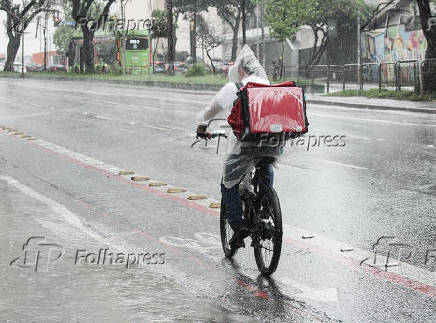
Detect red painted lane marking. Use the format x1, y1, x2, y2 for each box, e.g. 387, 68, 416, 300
8, 133, 435, 299
74, 196, 329, 321
283, 237, 436, 298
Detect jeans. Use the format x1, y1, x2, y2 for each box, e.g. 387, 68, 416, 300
221, 159, 274, 230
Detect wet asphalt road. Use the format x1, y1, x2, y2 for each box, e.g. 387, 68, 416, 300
0, 78, 435, 322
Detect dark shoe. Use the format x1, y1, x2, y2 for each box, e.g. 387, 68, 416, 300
229, 224, 250, 249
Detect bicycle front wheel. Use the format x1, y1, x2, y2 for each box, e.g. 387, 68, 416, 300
253, 186, 283, 276
220, 199, 238, 258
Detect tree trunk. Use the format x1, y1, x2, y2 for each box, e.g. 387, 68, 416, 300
206, 49, 215, 73
81, 26, 95, 73
423, 45, 436, 92
190, 12, 197, 63
242, 0, 246, 45
4, 36, 21, 72
166, 0, 175, 75
231, 15, 241, 61
416, 0, 436, 92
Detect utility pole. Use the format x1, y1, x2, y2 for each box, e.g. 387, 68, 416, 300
121, 0, 127, 75
242, 0, 246, 45
21, 0, 25, 78
44, 11, 48, 71
357, 7, 363, 90
256, 0, 259, 58
260, 0, 265, 67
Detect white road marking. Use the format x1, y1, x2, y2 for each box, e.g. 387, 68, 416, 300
283, 224, 435, 288
143, 124, 168, 131
313, 158, 368, 170
95, 115, 112, 121
347, 135, 374, 141
0, 175, 124, 249
2, 130, 434, 293
280, 278, 338, 303
309, 112, 436, 127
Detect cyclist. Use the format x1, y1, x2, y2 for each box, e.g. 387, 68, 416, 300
196, 45, 283, 249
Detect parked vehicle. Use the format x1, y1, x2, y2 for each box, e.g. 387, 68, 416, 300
153, 61, 167, 73
12, 64, 27, 73
26, 64, 43, 72
216, 61, 234, 74
49, 65, 67, 72
174, 62, 187, 73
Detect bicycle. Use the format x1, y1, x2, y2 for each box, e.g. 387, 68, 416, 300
192, 119, 283, 276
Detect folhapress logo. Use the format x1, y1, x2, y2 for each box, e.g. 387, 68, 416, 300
10, 236, 166, 272
9, 236, 64, 272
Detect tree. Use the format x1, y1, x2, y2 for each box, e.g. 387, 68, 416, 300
53, 0, 74, 53
415, 0, 436, 92
71, 0, 116, 73
214, 1, 241, 61
166, 0, 175, 74
266, 0, 371, 72
214, 0, 254, 60
0, 0, 54, 71
196, 14, 222, 72
173, 0, 213, 63
150, 9, 167, 64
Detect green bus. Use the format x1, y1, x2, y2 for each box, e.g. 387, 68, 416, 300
68, 29, 152, 73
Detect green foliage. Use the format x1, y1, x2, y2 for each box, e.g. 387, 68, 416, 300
184, 63, 208, 77
265, 0, 317, 40
265, 0, 369, 40
151, 9, 168, 38
53, 25, 74, 52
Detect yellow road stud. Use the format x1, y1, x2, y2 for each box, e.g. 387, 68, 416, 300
209, 202, 221, 209
119, 170, 135, 175
187, 194, 208, 200
167, 188, 187, 193
26, 137, 36, 140
149, 182, 167, 187
131, 176, 150, 181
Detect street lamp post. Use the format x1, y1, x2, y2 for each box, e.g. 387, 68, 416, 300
21, 0, 25, 78
121, 0, 128, 75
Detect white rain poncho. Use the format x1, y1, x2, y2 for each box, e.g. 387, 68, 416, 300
196, 45, 283, 188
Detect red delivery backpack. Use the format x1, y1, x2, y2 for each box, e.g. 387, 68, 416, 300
227, 81, 309, 143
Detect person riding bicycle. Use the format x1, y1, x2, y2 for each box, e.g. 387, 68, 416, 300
196, 45, 283, 249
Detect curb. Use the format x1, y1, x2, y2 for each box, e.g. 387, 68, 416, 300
0, 73, 224, 91
306, 99, 436, 114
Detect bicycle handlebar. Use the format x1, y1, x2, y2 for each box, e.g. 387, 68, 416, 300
191, 119, 229, 154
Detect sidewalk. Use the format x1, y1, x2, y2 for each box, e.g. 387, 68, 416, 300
306, 94, 436, 114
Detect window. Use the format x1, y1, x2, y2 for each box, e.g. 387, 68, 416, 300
125, 38, 149, 51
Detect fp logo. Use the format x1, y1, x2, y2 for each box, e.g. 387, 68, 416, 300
10, 237, 64, 272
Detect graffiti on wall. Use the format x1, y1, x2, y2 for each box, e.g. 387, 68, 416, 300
362, 24, 427, 83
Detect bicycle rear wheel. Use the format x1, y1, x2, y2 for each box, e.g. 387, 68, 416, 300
220, 199, 238, 258
253, 186, 283, 276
